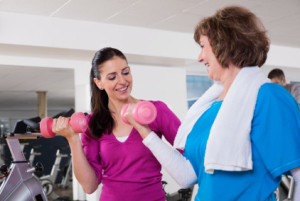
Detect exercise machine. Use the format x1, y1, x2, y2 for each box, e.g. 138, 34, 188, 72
162, 180, 193, 201
275, 175, 295, 201
59, 155, 73, 189
27, 145, 42, 166
0, 132, 47, 201
39, 145, 69, 197
0, 112, 86, 201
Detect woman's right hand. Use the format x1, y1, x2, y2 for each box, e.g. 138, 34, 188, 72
52, 116, 77, 140
123, 104, 152, 139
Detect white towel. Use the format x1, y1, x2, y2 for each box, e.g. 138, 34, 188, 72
174, 66, 269, 174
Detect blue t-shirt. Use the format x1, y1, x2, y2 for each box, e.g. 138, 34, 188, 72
183, 83, 300, 201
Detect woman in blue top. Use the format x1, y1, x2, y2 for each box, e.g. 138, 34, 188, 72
124, 5, 300, 201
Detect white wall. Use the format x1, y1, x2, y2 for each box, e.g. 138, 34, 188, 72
131, 64, 187, 120
0, 12, 198, 60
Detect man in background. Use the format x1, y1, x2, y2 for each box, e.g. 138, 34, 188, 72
268, 68, 300, 107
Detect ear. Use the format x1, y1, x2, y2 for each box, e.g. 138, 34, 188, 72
282, 77, 286, 85
93, 78, 104, 90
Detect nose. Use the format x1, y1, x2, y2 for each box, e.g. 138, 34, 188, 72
118, 75, 126, 84
197, 52, 203, 63
198, 54, 203, 62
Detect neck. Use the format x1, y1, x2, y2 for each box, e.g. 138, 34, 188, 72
218, 64, 241, 100
108, 96, 136, 115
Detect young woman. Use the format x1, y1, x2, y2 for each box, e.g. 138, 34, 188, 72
52, 47, 181, 201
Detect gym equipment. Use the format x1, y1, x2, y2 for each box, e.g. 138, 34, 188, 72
162, 180, 193, 201
13, 116, 41, 134
0, 112, 84, 201
27, 145, 42, 166
40, 112, 87, 138
275, 175, 295, 201
121, 101, 157, 125
59, 156, 72, 189
52, 108, 75, 119
0, 117, 41, 169
39, 145, 69, 197
0, 133, 47, 201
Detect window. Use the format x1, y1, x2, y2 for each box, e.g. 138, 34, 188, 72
186, 75, 213, 108
0, 118, 9, 136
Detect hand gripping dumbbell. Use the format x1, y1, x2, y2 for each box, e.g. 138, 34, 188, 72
40, 112, 88, 138
121, 101, 157, 125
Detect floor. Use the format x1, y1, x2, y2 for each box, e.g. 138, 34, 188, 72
48, 185, 73, 201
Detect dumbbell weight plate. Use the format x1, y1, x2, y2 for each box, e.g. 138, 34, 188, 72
121, 104, 130, 124
40, 118, 55, 138
134, 101, 157, 125
70, 112, 88, 133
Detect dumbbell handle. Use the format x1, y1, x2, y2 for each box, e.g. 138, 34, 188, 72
40, 112, 87, 138
121, 101, 157, 125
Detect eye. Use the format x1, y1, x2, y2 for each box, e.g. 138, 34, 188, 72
199, 41, 205, 48
122, 68, 130, 75
108, 75, 116, 80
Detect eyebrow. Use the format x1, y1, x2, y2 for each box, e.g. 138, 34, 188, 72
105, 66, 129, 77
106, 72, 116, 78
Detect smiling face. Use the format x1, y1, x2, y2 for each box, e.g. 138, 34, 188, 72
94, 56, 132, 102
198, 35, 226, 81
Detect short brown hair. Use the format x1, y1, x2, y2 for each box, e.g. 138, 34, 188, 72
194, 6, 269, 67
268, 68, 285, 80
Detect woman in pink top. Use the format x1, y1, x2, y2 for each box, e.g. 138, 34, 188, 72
51, 47, 181, 201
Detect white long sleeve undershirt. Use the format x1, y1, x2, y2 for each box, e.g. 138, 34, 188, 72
143, 132, 197, 189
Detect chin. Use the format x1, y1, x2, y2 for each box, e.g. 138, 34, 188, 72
118, 93, 131, 100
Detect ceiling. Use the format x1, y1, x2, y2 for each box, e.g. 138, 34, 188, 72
0, 0, 300, 117
1, 0, 299, 47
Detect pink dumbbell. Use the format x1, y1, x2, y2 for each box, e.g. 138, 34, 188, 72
40, 112, 88, 138
121, 101, 157, 125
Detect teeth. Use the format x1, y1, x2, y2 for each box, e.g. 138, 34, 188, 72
118, 87, 127, 92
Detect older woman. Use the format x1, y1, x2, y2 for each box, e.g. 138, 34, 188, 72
125, 6, 300, 201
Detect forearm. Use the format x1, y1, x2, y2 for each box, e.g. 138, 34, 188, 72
143, 132, 197, 188
291, 167, 300, 201
67, 135, 99, 194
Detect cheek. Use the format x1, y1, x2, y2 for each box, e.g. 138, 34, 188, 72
104, 81, 116, 90
126, 75, 133, 84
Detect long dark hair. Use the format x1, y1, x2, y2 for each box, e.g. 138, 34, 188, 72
89, 47, 127, 138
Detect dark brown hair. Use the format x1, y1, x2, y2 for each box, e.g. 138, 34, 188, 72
89, 47, 127, 138
268, 68, 285, 80
194, 6, 270, 67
